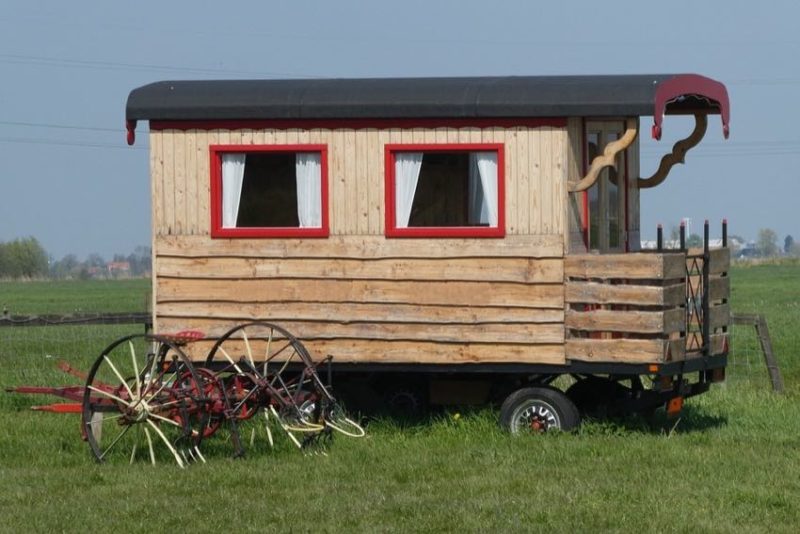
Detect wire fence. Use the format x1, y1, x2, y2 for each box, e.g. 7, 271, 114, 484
1, 315, 780, 387
0, 315, 149, 409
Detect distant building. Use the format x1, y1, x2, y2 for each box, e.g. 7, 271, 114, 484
106, 261, 131, 277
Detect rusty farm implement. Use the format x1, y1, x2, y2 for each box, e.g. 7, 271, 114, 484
6, 321, 364, 467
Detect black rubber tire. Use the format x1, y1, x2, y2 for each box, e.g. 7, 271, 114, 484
499, 386, 580, 434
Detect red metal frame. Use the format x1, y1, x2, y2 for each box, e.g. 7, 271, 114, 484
384, 143, 505, 238
151, 117, 566, 133
209, 144, 329, 238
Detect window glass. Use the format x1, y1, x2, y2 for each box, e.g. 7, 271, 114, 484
212, 146, 327, 238
388, 146, 503, 237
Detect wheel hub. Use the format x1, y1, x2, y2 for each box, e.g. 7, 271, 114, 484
518, 402, 559, 432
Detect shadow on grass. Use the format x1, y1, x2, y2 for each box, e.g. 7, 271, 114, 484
355, 402, 729, 438
579, 404, 728, 436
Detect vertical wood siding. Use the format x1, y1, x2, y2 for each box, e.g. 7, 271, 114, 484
149, 126, 569, 238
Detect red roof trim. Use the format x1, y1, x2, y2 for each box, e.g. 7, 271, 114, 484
149, 117, 566, 132
652, 74, 730, 140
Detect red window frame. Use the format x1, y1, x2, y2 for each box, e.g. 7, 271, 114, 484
384, 143, 505, 238
210, 144, 329, 238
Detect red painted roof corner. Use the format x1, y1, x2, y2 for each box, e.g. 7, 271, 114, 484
652, 74, 730, 140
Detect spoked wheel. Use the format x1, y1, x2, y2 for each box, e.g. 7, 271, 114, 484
499, 386, 580, 434
205, 321, 336, 455
81, 334, 209, 467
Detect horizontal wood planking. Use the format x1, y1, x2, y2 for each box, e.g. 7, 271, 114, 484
157, 256, 563, 284
186, 338, 565, 365
156, 317, 564, 345
686, 248, 731, 275
157, 301, 564, 325
565, 281, 685, 307
684, 334, 727, 359
566, 338, 684, 364
157, 278, 564, 309
564, 252, 686, 280
565, 307, 684, 334
152, 126, 568, 238
709, 275, 730, 302
155, 234, 563, 259
709, 303, 730, 329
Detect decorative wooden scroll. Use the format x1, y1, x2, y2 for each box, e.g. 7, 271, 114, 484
569, 118, 638, 193
638, 114, 707, 189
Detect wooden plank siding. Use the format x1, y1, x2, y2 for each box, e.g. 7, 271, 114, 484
155, 251, 566, 364
149, 124, 572, 365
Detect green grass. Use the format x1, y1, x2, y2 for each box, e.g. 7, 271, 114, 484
0, 278, 151, 315
1, 269, 799, 533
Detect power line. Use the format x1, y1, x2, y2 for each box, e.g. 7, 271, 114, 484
0, 137, 147, 151
0, 120, 121, 133
0, 53, 321, 78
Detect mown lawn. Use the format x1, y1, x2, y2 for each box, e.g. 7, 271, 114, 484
0, 267, 798, 533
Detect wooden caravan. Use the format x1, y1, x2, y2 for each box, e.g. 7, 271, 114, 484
126, 74, 731, 429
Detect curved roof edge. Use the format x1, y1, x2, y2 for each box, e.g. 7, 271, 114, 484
125, 74, 730, 145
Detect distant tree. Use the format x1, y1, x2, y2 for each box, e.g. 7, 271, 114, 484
0, 237, 48, 278
128, 246, 152, 276
50, 254, 79, 279
86, 253, 105, 268
785, 235, 795, 254
756, 228, 779, 257
686, 233, 703, 248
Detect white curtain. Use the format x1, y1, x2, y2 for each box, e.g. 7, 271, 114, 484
295, 153, 322, 227
221, 154, 246, 228
395, 153, 423, 228
469, 152, 498, 227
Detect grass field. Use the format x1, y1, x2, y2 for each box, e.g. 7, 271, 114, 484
1, 267, 799, 533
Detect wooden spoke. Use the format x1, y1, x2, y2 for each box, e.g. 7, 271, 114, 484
146, 419, 185, 468
87, 385, 132, 407
129, 341, 141, 398
102, 355, 135, 400
98, 424, 132, 461
143, 426, 156, 466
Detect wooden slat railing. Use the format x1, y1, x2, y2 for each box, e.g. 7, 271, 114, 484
564, 248, 731, 364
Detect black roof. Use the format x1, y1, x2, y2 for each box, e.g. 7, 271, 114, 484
126, 74, 728, 123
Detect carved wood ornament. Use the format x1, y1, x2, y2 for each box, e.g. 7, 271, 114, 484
638, 113, 708, 189
569, 118, 638, 193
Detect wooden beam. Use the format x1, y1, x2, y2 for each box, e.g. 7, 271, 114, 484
157, 256, 564, 284
569, 118, 638, 193
157, 278, 564, 309
565, 281, 685, 307
186, 338, 566, 365
156, 317, 565, 345
565, 252, 685, 280
638, 114, 707, 189
566, 308, 684, 335
709, 303, 730, 329
566, 338, 684, 363
157, 301, 564, 325
156, 234, 564, 260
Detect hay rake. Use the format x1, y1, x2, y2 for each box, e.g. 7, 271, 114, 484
6, 321, 364, 467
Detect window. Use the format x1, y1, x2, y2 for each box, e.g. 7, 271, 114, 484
385, 144, 504, 237
584, 123, 626, 252
210, 145, 328, 237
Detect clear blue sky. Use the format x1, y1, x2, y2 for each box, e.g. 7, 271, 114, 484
1, 0, 797, 258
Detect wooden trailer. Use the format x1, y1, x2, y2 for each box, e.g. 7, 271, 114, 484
126, 74, 731, 431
